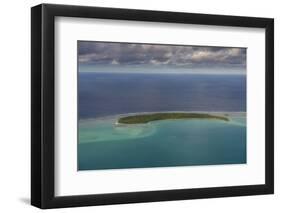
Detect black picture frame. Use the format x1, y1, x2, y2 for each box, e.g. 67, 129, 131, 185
31, 3, 274, 209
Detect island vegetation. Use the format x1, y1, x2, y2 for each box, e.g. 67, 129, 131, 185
118, 112, 229, 124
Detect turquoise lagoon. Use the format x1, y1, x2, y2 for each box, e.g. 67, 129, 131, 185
78, 113, 246, 170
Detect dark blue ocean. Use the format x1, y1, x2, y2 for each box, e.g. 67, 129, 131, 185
79, 72, 246, 119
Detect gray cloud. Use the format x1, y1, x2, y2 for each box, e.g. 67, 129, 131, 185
78, 41, 246, 69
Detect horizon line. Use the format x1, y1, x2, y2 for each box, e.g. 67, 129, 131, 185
78, 70, 246, 75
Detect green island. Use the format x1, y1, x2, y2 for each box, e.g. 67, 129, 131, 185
118, 112, 229, 124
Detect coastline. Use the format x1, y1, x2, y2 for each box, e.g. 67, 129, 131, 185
79, 111, 246, 124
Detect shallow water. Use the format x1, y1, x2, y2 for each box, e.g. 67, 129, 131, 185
78, 115, 246, 170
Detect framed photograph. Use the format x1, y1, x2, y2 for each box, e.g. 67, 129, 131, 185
31, 4, 274, 209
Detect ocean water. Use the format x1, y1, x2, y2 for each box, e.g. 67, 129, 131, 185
78, 72, 246, 170
79, 72, 246, 119
78, 116, 246, 170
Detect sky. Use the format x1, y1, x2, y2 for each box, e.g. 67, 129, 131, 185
78, 41, 246, 74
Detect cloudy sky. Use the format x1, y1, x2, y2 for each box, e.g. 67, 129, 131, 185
78, 41, 246, 74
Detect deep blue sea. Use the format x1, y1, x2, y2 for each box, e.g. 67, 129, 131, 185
78, 72, 246, 170
79, 72, 246, 119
